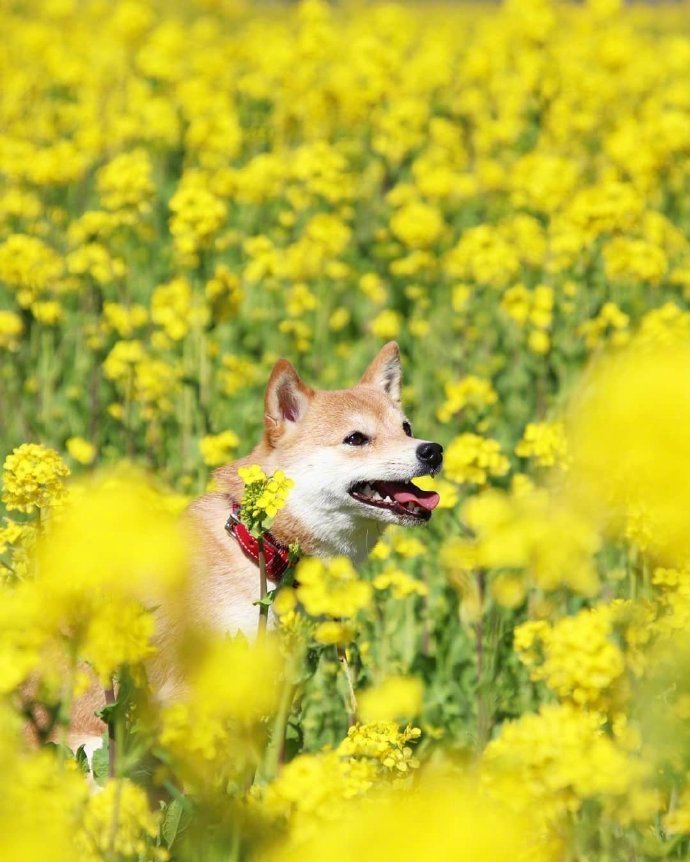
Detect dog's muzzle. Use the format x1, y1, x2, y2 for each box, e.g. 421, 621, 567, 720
416, 442, 443, 472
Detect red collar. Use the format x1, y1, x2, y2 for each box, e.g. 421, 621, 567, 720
224, 501, 296, 583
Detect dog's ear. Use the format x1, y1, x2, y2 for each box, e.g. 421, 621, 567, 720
359, 341, 402, 404
264, 359, 314, 443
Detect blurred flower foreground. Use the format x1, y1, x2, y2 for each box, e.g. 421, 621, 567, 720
3, 0, 690, 859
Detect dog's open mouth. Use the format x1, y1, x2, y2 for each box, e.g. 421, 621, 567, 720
348, 479, 440, 521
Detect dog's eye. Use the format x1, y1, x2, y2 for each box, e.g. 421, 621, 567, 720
402, 421, 413, 437
343, 432, 369, 446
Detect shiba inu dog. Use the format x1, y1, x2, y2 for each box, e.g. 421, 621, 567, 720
66, 341, 443, 753
183, 340, 443, 638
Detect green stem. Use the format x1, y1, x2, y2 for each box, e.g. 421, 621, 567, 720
39, 327, 54, 434
104, 682, 116, 779
263, 674, 300, 782
337, 644, 357, 725
474, 570, 490, 749
258, 539, 268, 638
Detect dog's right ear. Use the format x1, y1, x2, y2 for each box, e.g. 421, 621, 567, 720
264, 359, 314, 444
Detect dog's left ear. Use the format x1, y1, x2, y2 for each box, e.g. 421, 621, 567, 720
359, 341, 402, 405
264, 358, 314, 444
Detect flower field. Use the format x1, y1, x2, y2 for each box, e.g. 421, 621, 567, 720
3, 0, 690, 858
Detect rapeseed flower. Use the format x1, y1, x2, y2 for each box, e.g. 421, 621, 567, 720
79, 780, 164, 860
2, 444, 70, 513
567, 345, 690, 562
199, 430, 240, 467
358, 677, 423, 723
444, 433, 509, 486
515, 421, 568, 469
65, 437, 96, 466
2, 0, 690, 856
238, 464, 294, 533
297, 557, 372, 619
373, 567, 428, 599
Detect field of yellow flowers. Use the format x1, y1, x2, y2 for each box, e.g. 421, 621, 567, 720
3, 0, 690, 859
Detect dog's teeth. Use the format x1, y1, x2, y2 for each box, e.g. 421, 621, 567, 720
371, 490, 383, 500
363, 483, 375, 496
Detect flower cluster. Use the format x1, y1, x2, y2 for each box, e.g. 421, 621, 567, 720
238, 464, 295, 533
296, 556, 372, 619
443, 434, 510, 486
2, 444, 70, 513
515, 421, 568, 469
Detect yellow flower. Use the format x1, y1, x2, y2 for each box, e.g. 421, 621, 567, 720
358, 676, 423, 723
2, 444, 70, 513
0, 234, 63, 308
528, 329, 551, 355
36, 469, 189, 598
370, 309, 402, 340
238, 464, 267, 485
373, 567, 428, 599
603, 236, 667, 286
265, 772, 536, 862
0, 519, 24, 555
515, 606, 627, 711
483, 702, 653, 830
444, 433, 509, 485
391, 532, 426, 559
456, 486, 601, 597
437, 375, 497, 423
314, 620, 356, 645
0, 705, 89, 862
577, 302, 630, 351
338, 721, 421, 773
359, 273, 387, 304
96, 149, 154, 213
0, 310, 23, 350
151, 276, 208, 341
490, 572, 526, 609
390, 200, 444, 248
82, 598, 156, 683
169, 170, 227, 263
159, 636, 282, 787
65, 437, 96, 466
79, 779, 163, 859
297, 557, 372, 619
329, 307, 350, 331
30, 301, 63, 326
567, 345, 690, 563
238, 465, 294, 531
200, 431, 240, 467
515, 421, 568, 469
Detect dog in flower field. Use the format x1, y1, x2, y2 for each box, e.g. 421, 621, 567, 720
182, 340, 443, 638
67, 341, 443, 753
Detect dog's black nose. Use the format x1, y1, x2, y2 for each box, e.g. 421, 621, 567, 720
416, 442, 443, 470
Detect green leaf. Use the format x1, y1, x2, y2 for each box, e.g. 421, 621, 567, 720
91, 736, 110, 787
162, 797, 192, 849
253, 589, 277, 608
75, 744, 90, 775
95, 671, 136, 725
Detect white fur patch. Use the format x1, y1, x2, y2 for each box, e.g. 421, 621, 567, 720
282, 443, 427, 561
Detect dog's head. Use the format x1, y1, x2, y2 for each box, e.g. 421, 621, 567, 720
260, 343, 443, 557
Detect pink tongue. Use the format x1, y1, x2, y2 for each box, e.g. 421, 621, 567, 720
376, 480, 440, 511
